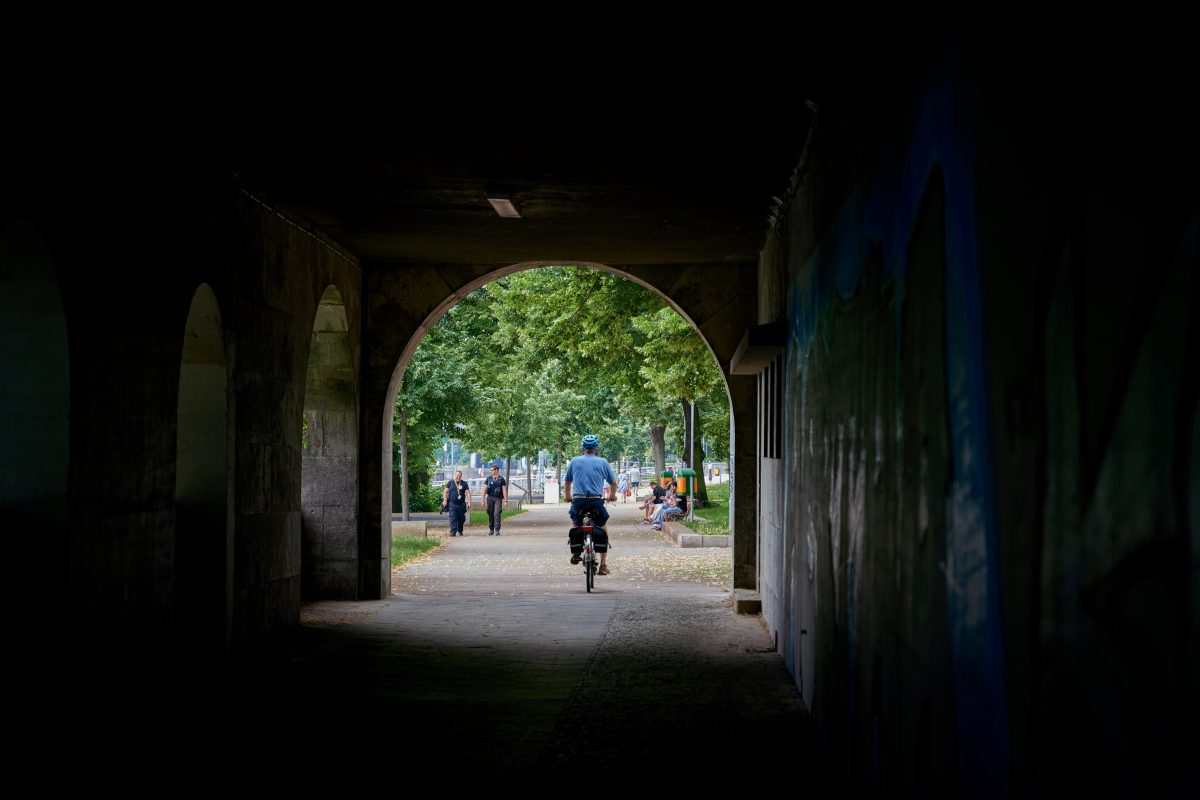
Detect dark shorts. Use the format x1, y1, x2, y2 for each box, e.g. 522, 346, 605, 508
569, 497, 609, 527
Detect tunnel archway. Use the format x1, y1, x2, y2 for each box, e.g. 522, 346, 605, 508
302, 284, 359, 600
175, 283, 232, 660
0, 219, 69, 534
378, 261, 752, 591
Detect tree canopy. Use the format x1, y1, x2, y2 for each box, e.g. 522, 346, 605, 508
394, 267, 729, 508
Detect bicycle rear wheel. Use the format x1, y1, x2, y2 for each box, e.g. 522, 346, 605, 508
584, 535, 595, 593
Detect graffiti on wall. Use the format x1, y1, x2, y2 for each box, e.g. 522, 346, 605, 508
778, 74, 1009, 795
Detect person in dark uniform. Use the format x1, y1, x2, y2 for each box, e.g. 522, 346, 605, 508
442, 469, 471, 537
484, 463, 508, 535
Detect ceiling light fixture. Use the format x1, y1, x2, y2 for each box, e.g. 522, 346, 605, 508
486, 193, 520, 219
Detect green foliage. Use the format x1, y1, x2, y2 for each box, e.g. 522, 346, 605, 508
632, 308, 722, 402
394, 266, 733, 506
408, 481, 443, 513
700, 391, 731, 461
394, 289, 493, 496
391, 535, 441, 568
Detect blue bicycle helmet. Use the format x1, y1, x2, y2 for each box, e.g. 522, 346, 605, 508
581, 434, 600, 449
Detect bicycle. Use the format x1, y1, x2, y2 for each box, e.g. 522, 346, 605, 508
572, 511, 606, 593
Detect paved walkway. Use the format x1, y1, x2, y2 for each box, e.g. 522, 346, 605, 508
184, 502, 822, 789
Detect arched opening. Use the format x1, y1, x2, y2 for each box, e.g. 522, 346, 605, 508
175, 283, 231, 661
383, 262, 734, 566
0, 219, 69, 534
302, 284, 359, 599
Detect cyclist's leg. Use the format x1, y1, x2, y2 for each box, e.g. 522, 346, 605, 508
589, 499, 610, 529
589, 499, 611, 572
593, 502, 610, 541
568, 500, 584, 563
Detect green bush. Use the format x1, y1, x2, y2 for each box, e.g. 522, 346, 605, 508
408, 481, 443, 513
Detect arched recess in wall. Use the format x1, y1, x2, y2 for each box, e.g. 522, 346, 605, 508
302, 284, 359, 600
175, 283, 232, 660
0, 219, 69, 535
381, 261, 733, 539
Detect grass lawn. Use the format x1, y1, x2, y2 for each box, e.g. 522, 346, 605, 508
680, 481, 731, 535
391, 535, 442, 568
469, 507, 527, 527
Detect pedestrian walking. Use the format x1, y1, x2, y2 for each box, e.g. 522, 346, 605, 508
442, 469, 471, 537
484, 462, 508, 535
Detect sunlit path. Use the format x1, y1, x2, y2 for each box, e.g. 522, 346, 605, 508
389, 501, 732, 596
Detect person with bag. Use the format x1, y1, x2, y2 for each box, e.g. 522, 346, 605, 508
564, 434, 617, 575
442, 469, 471, 537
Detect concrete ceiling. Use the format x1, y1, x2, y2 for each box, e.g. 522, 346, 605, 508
228, 117, 814, 267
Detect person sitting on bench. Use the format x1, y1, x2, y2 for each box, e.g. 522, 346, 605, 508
650, 494, 685, 529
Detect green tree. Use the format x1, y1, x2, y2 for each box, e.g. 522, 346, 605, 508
396, 265, 730, 510
394, 288, 495, 515
632, 307, 724, 506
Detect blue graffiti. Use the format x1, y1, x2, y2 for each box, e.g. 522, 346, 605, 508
787, 68, 1010, 795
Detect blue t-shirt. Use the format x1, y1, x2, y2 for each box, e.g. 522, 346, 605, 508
564, 454, 616, 496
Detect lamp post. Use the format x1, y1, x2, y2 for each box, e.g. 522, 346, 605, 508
688, 398, 695, 521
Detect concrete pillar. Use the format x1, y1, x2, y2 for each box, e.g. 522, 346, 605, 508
729, 375, 758, 590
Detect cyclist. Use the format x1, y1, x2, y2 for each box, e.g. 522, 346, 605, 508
563, 433, 617, 575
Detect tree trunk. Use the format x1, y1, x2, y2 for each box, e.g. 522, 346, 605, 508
650, 422, 666, 477
526, 453, 533, 505
400, 405, 410, 521
678, 397, 708, 508
680, 397, 693, 468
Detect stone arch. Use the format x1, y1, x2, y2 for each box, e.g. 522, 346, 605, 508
175, 283, 232, 661
371, 260, 757, 597
302, 283, 359, 600
0, 219, 69, 533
